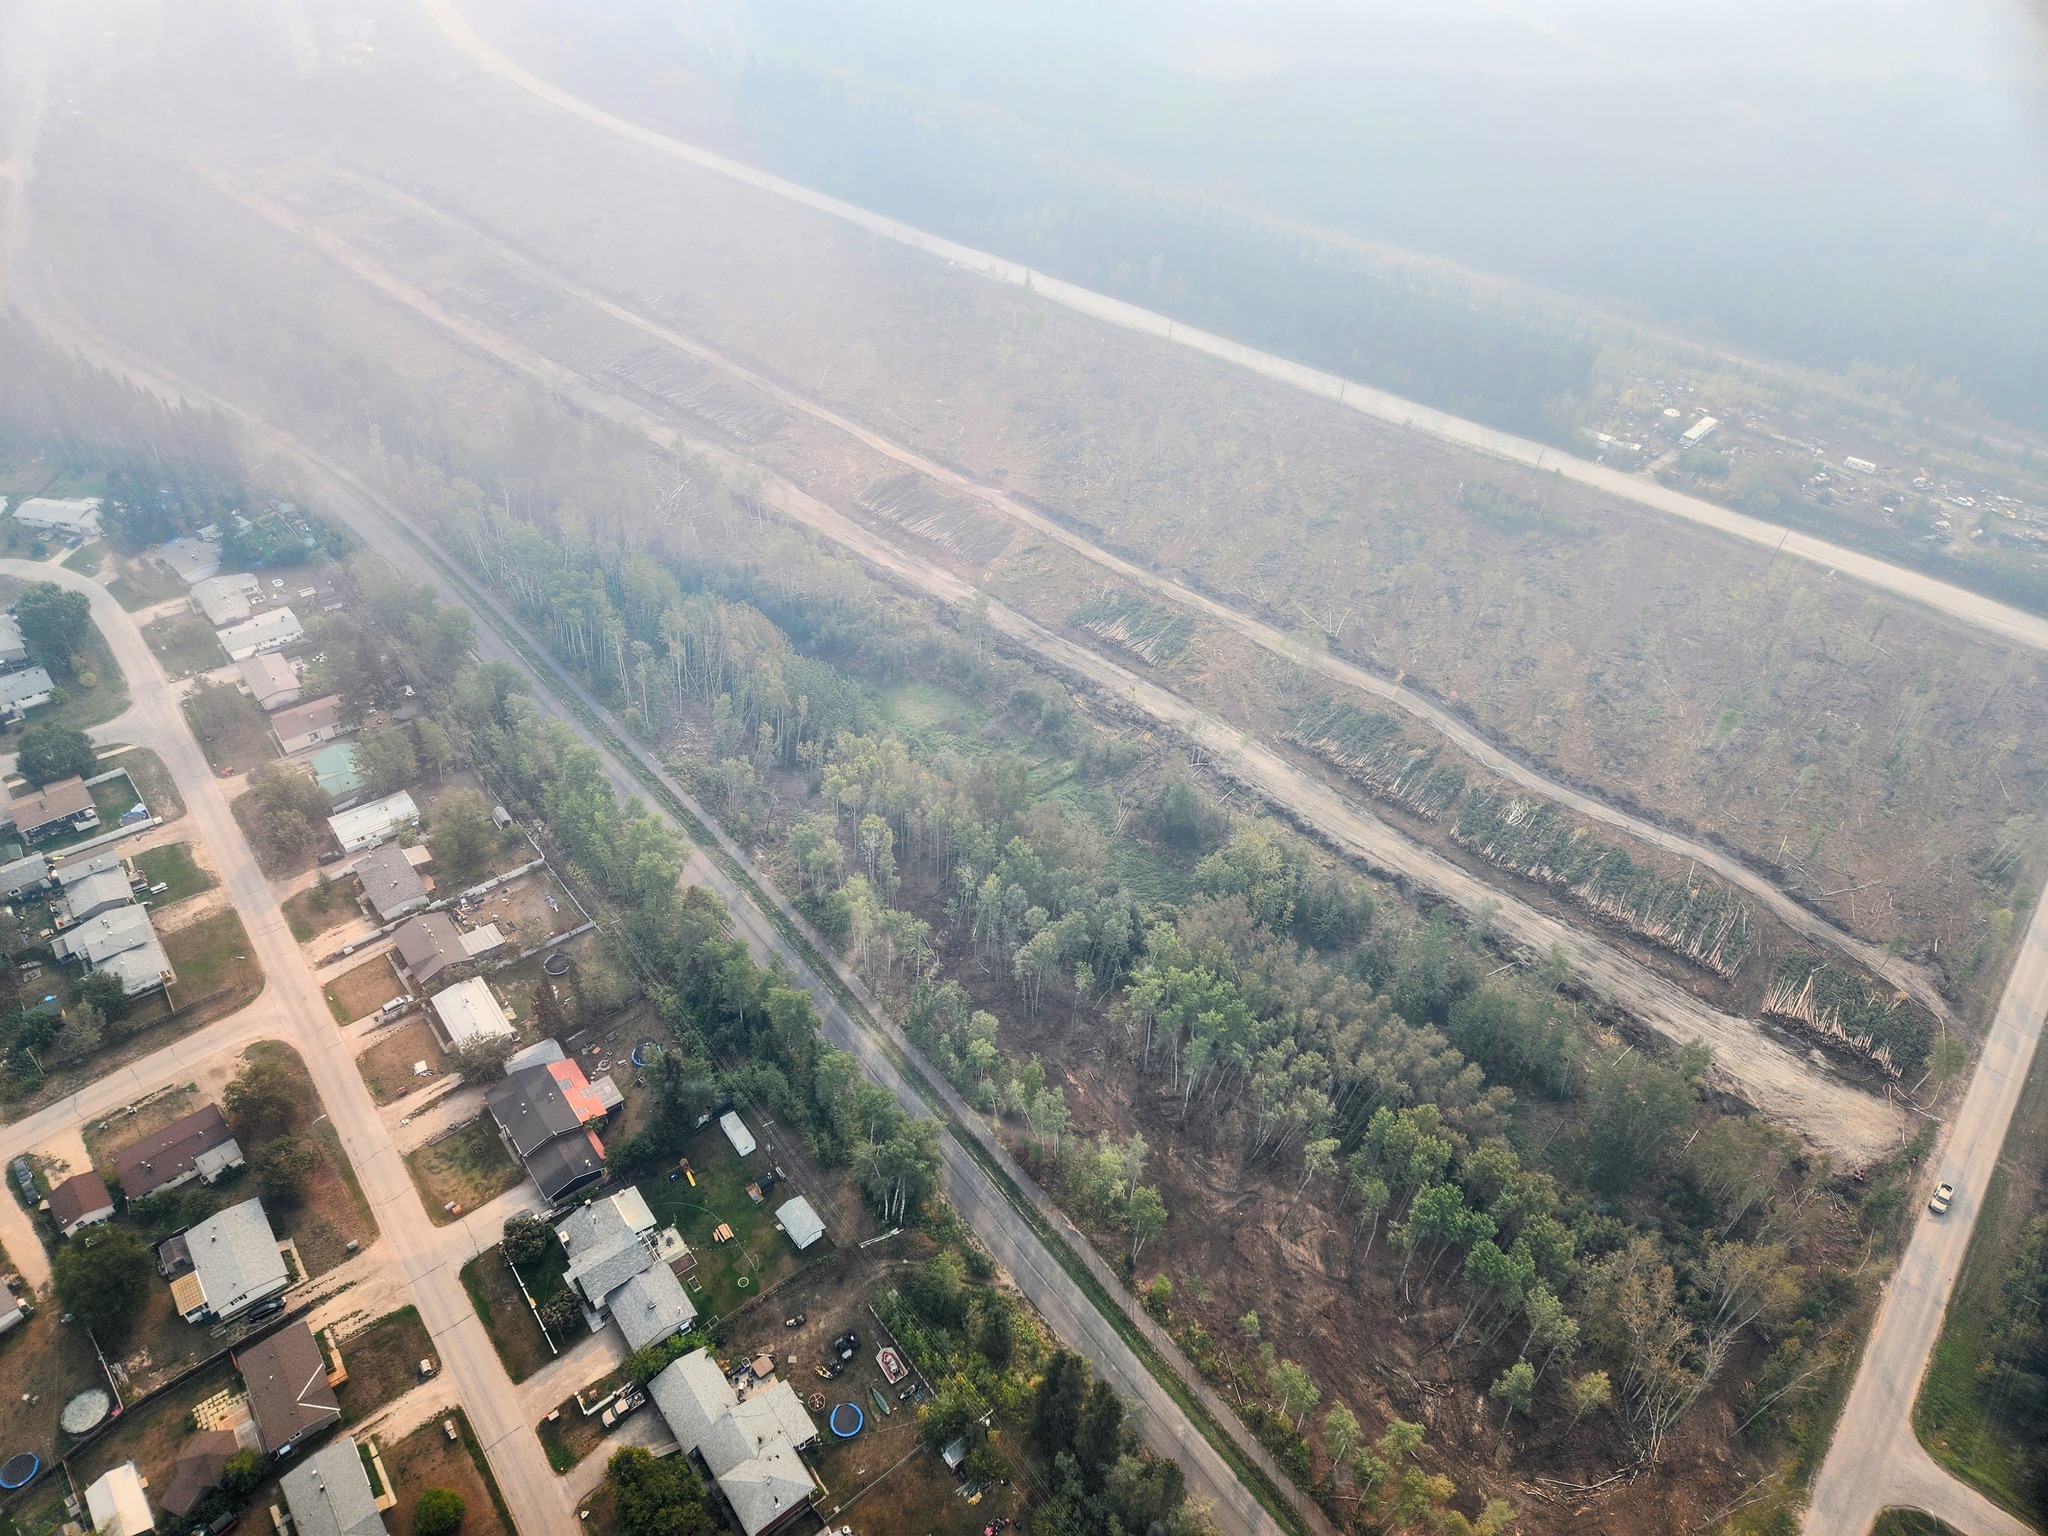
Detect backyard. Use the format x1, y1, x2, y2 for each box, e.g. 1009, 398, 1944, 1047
406, 1118, 523, 1223
635, 1123, 815, 1326
103, 554, 188, 612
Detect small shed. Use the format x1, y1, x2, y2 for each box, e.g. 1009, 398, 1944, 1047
719, 1111, 756, 1158
775, 1196, 825, 1251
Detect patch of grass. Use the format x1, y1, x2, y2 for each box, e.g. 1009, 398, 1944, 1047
59, 543, 102, 574
143, 611, 226, 677
182, 683, 277, 776
136, 842, 215, 907
284, 877, 356, 942
0, 577, 131, 734
338, 1306, 436, 1425
69, 1359, 239, 1497
461, 1246, 554, 1383
106, 559, 189, 611
406, 1118, 523, 1223
327, 954, 406, 1022
163, 908, 264, 1017
356, 1018, 447, 1105
240, 1041, 378, 1274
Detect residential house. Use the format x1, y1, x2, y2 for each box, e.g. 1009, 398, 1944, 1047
609, 1263, 698, 1352
48, 1170, 115, 1237
428, 976, 513, 1049
0, 612, 27, 668
83, 1463, 153, 1536
311, 743, 364, 801
327, 791, 418, 855
486, 1058, 611, 1202
51, 903, 172, 996
53, 853, 134, 927
279, 1439, 387, 1536
13, 497, 102, 537
0, 853, 50, 898
191, 573, 261, 627
391, 912, 503, 990
151, 535, 222, 586
648, 1350, 820, 1536
237, 1320, 342, 1453
557, 1189, 658, 1308
354, 844, 431, 923
0, 666, 55, 722
273, 695, 345, 756
110, 1103, 244, 1200
174, 1197, 288, 1323
774, 1196, 825, 1252
238, 652, 302, 711
48, 1169, 115, 1237
13, 776, 97, 842
216, 607, 304, 662
160, 1431, 240, 1518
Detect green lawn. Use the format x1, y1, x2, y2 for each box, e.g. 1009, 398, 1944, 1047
143, 611, 226, 677
106, 558, 189, 612
136, 842, 215, 907
113, 747, 187, 821
88, 772, 142, 824
162, 908, 264, 1013
182, 684, 277, 775
635, 1124, 808, 1324
0, 576, 131, 732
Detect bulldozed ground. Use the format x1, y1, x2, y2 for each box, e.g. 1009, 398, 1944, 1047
161, 59, 2047, 1031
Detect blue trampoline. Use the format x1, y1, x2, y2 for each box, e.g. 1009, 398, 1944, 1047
0, 1453, 40, 1490
829, 1402, 864, 1439
630, 1039, 663, 1067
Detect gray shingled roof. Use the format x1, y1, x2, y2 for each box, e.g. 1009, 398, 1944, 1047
279, 1438, 385, 1536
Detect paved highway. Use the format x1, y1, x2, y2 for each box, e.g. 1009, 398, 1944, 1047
1804, 887, 2048, 1536
308, 162, 1953, 1034
421, 0, 2048, 660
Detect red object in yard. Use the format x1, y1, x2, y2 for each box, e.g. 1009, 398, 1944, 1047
876, 1347, 907, 1385
219, 766, 236, 777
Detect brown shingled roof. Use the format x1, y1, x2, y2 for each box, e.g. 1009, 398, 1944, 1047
236, 1320, 341, 1453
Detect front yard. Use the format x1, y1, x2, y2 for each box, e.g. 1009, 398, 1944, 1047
356, 1018, 448, 1105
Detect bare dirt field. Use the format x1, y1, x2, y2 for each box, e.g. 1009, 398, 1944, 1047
356, 1017, 450, 1105
328, 953, 407, 1022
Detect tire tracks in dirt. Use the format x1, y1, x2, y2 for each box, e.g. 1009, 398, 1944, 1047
196, 164, 1908, 1163
295, 162, 1955, 1033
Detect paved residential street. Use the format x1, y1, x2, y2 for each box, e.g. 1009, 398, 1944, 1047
0, 561, 579, 1536
1804, 888, 2048, 1536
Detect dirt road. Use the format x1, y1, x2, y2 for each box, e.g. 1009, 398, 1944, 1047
421, 0, 2048, 662
1803, 887, 2048, 1536
180, 189, 1906, 1166
0, 558, 578, 1536
307, 163, 1953, 1032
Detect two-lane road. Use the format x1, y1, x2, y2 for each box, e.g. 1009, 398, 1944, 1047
1804, 889, 2048, 1536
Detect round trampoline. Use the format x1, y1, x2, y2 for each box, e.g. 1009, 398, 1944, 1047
60, 1389, 110, 1436
630, 1039, 662, 1067
542, 952, 572, 978
829, 1402, 864, 1439
0, 1453, 39, 1490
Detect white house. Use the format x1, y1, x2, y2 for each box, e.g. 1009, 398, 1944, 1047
191, 573, 261, 627
0, 666, 55, 720
428, 976, 515, 1049
0, 613, 27, 668
151, 536, 221, 585
13, 497, 101, 537
216, 607, 304, 662
177, 1198, 289, 1323
238, 652, 302, 711
647, 1351, 820, 1536
327, 791, 419, 854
